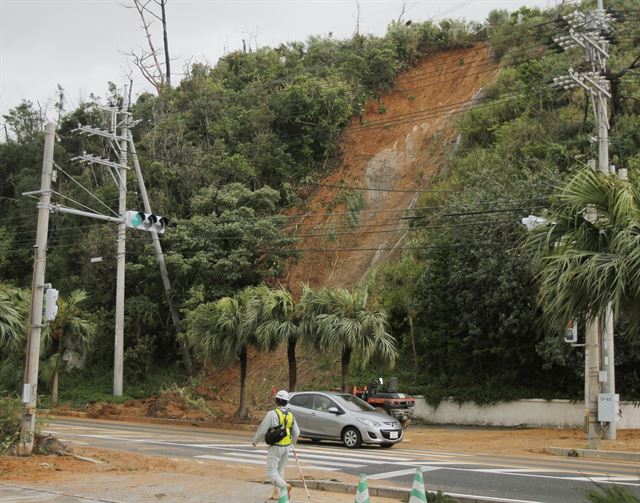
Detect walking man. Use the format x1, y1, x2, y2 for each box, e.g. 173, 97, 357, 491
252, 389, 300, 500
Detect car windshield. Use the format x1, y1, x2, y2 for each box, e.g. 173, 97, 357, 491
336, 394, 376, 412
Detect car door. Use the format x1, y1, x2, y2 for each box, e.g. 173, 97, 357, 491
287, 393, 315, 437
308, 394, 343, 439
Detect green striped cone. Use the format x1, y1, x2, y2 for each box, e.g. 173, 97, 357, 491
354, 473, 371, 503
277, 484, 289, 503
408, 467, 428, 502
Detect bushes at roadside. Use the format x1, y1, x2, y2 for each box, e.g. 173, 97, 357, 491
587, 485, 640, 503
0, 396, 22, 453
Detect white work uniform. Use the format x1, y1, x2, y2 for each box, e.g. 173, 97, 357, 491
252, 406, 300, 489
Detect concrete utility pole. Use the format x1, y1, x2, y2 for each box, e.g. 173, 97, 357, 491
128, 132, 192, 375
18, 122, 56, 456
552, 1, 618, 447
74, 99, 133, 397
114, 90, 130, 396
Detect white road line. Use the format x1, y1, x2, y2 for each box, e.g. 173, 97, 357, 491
394, 460, 477, 466
293, 452, 389, 465
194, 454, 337, 472
401, 448, 474, 457
368, 467, 441, 480
561, 475, 640, 485
444, 492, 545, 503
189, 443, 254, 448
372, 463, 640, 486
295, 446, 411, 462
225, 451, 364, 468
466, 468, 551, 474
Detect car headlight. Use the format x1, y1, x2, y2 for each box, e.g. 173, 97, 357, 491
357, 417, 381, 427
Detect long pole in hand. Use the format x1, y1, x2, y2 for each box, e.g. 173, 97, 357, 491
291, 444, 312, 501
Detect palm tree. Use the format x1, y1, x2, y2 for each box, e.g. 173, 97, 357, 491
253, 285, 302, 391
306, 284, 397, 392
524, 168, 640, 330
0, 284, 29, 354
183, 286, 263, 419
41, 290, 95, 407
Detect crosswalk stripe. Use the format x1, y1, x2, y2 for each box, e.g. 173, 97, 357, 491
401, 461, 476, 466
194, 454, 337, 471
296, 446, 411, 462
466, 468, 550, 474
402, 448, 474, 457
368, 467, 435, 480
225, 451, 364, 468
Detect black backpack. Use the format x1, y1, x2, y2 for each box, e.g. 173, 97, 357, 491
265, 409, 290, 445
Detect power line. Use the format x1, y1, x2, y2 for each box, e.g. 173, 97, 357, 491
308, 182, 451, 194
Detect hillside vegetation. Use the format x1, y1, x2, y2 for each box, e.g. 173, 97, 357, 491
1, 0, 639, 415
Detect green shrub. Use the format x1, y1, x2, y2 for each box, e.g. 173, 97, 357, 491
587, 485, 640, 503
0, 396, 22, 453
124, 335, 155, 384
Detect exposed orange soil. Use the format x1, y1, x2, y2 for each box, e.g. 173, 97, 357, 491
283, 43, 499, 293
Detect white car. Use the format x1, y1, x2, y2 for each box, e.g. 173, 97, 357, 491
288, 391, 403, 448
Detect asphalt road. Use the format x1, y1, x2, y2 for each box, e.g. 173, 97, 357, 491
40, 418, 640, 503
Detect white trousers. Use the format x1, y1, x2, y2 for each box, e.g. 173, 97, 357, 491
266, 444, 290, 488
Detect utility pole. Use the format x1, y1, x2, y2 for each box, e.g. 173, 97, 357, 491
114, 89, 130, 396
74, 99, 133, 397
18, 122, 56, 456
128, 131, 191, 375
552, 1, 619, 446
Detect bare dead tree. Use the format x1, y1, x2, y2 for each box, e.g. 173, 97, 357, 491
123, 0, 171, 93
396, 1, 407, 23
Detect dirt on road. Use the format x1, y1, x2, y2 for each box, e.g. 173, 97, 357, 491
2, 425, 639, 487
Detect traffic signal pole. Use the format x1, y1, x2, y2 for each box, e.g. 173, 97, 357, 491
128, 133, 192, 375
18, 122, 56, 456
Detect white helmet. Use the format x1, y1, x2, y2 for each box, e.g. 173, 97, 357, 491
275, 389, 290, 402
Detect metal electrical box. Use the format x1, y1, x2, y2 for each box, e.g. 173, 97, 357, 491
597, 393, 619, 423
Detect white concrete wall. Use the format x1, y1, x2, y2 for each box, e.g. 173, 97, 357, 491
414, 398, 640, 429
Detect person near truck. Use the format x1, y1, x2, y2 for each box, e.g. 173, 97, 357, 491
252, 389, 300, 500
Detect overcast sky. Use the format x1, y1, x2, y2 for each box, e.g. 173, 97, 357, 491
0, 0, 559, 120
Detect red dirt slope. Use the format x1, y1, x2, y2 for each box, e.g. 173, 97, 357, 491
283, 43, 499, 292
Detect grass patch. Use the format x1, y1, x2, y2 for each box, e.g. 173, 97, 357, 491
44, 365, 187, 408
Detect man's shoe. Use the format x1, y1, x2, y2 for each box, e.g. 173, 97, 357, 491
268, 486, 280, 500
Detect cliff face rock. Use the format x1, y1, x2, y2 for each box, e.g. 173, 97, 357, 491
284, 43, 499, 292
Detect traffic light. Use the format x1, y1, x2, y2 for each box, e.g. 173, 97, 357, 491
45, 288, 59, 322
124, 211, 168, 234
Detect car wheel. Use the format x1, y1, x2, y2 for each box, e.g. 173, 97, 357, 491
341, 427, 362, 449
380, 443, 394, 448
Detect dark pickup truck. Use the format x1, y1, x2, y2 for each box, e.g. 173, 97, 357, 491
353, 378, 416, 424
